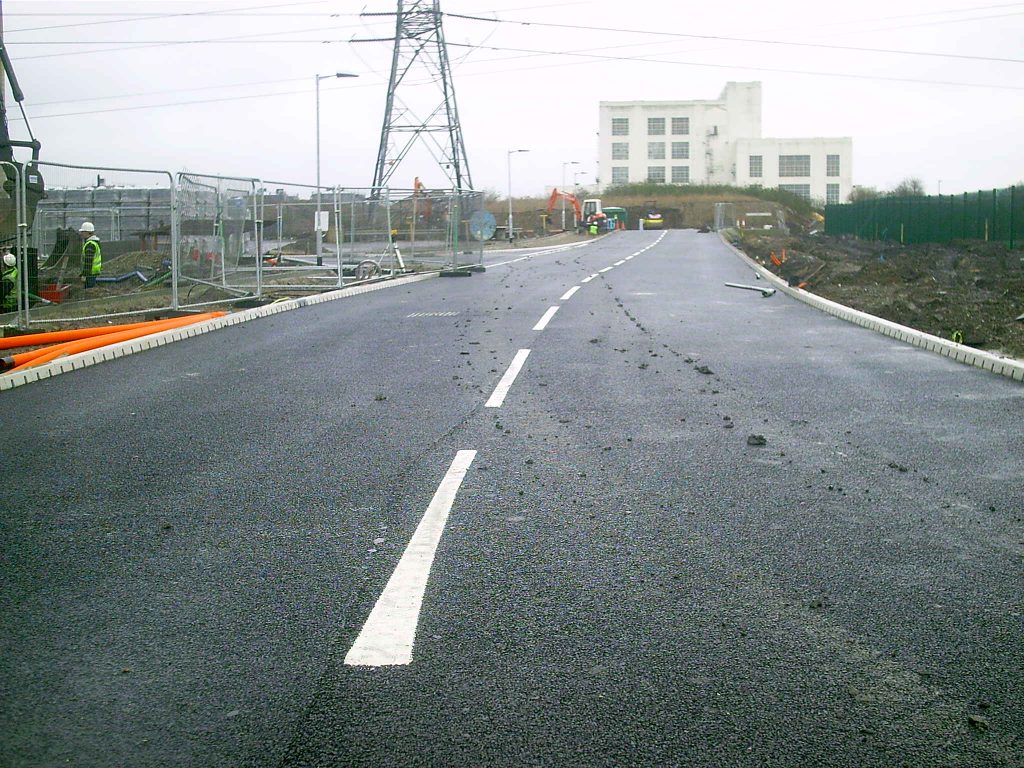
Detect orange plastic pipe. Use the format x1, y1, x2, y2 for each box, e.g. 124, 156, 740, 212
1, 312, 227, 370
0, 318, 188, 350
6, 312, 226, 373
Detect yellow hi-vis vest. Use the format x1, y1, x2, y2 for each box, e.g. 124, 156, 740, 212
82, 237, 102, 276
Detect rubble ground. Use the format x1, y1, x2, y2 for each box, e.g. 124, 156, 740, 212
732, 230, 1024, 362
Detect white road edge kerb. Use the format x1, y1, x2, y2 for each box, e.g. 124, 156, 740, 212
719, 232, 1024, 383
0, 272, 438, 391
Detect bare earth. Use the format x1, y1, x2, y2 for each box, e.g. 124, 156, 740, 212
732, 230, 1024, 362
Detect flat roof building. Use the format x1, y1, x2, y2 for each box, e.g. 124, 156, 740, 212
598, 82, 852, 204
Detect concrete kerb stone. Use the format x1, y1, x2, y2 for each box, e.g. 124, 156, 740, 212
718, 232, 1024, 383
0, 272, 439, 391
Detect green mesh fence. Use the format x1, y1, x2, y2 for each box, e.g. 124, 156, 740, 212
825, 187, 1022, 248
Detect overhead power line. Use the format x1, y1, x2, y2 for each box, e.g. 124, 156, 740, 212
4, 0, 331, 33
442, 12, 1024, 65
439, 39, 1024, 91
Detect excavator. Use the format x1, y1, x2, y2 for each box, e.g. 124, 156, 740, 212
0, 38, 44, 251
545, 187, 582, 231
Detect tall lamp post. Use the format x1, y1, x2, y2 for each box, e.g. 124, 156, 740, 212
507, 149, 529, 244
316, 71, 358, 266
561, 160, 579, 231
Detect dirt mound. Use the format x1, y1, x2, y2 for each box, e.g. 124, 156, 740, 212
735, 231, 1024, 360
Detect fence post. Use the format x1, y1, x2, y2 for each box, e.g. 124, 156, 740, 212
992, 188, 998, 243
1011, 186, 1016, 250
962, 192, 967, 241
253, 178, 262, 299
10, 162, 28, 327
169, 172, 180, 309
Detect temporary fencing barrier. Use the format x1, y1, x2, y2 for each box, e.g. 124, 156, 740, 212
825, 187, 1023, 248
28, 161, 177, 324
0, 156, 483, 328
175, 172, 263, 307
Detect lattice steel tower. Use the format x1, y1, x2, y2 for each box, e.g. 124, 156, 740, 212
369, 0, 472, 192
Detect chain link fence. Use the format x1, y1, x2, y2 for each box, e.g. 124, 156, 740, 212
825, 187, 1022, 248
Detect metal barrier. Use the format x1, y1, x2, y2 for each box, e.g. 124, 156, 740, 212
826, 187, 1022, 248
0, 161, 27, 326
27, 161, 177, 324
0, 157, 484, 328
175, 172, 262, 307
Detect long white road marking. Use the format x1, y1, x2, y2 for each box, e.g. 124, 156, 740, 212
533, 306, 560, 331
485, 349, 531, 408
598, 266, 614, 273
560, 286, 580, 301
345, 450, 477, 667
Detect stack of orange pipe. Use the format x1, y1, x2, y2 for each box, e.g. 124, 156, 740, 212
1, 312, 226, 374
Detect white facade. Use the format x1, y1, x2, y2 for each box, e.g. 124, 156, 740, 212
598, 82, 852, 204
735, 137, 852, 205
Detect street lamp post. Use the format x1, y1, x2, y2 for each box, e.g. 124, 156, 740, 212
507, 149, 529, 244
561, 160, 579, 231
316, 72, 358, 266
572, 171, 588, 229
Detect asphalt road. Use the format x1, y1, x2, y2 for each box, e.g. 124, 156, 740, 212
2, 230, 1021, 767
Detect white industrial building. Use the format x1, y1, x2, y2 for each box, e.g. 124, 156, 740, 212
597, 82, 852, 204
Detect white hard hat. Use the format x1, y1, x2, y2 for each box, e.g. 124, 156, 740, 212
2, 253, 15, 267
79, 221, 95, 233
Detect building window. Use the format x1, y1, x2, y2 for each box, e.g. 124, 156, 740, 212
611, 167, 629, 185
647, 117, 665, 135
779, 155, 811, 177
612, 142, 629, 160
647, 142, 665, 160
671, 166, 690, 184
671, 142, 689, 160
611, 118, 629, 136
749, 155, 763, 178
826, 154, 840, 177
672, 117, 689, 135
826, 183, 840, 205
779, 184, 811, 200
647, 166, 666, 183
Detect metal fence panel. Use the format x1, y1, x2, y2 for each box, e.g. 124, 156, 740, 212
28, 161, 176, 324
825, 186, 1022, 248
175, 172, 261, 307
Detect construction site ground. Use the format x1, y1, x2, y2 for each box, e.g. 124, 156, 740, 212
732, 229, 1024, 362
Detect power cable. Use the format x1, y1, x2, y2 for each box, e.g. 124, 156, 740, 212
440, 39, 1024, 91
15, 18, 387, 60
443, 11, 1024, 65
5, 0, 331, 34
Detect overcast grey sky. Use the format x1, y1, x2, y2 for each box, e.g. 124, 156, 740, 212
4, 0, 1023, 197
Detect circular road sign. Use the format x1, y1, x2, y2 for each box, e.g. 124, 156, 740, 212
468, 209, 497, 241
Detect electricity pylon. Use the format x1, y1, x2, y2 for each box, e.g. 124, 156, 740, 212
367, 0, 473, 192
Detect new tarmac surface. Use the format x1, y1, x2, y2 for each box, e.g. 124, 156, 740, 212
2, 230, 1022, 767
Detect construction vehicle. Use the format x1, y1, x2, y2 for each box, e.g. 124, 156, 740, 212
0, 40, 44, 248
638, 200, 663, 230
545, 188, 582, 231
581, 198, 602, 223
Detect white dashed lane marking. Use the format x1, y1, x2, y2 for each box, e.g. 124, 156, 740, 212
560, 286, 580, 301
533, 306, 560, 331
485, 349, 531, 408
344, 450, 477, 667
